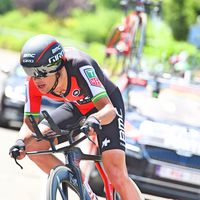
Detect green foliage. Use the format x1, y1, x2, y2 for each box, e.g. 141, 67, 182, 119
0, 31, 30, 51
162, 0, 197, 40
144, 18, 198, 71
0, 2, 199, 72
0, 0, 13, 14
0, 11, 67, 50
65, 7, 123, 43
90, 0, 121, 9
0, 10, 48, 31
82, 42, 105, 64
145, 19, 173, 57
145, 18, 197, 57
188, 52, 200, 69
0, 8, 122, 64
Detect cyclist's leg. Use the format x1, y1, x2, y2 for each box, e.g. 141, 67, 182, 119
98, 87, 144, 200
27, 102, 83, 174
26, 138, 64, 174
102, 150, 143, 200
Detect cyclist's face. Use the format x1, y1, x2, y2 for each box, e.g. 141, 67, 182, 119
32, 74, 56, 94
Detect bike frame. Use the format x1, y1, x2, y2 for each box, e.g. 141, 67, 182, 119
95, 162, 116, 200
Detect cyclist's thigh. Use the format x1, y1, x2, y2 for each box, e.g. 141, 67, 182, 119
40, 102, 83, 144
98, 87, 126, 153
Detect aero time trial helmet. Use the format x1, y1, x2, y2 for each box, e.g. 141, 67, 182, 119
20, 34, 65, 77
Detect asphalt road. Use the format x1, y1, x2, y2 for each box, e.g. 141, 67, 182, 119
0, 127, 45, 200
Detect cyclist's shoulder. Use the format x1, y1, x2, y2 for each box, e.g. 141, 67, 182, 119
64, 47, 97, 66
63, 49, 113, 87
64, 47, 85, 59
25, 76, 42, 96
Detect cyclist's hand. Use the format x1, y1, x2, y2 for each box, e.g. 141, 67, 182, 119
81, 116, 102, 135
9, 139, 26, 160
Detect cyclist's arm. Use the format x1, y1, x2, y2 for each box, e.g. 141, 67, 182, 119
91, 96, 116, 125
18, 116, 40, 145
78, 65, 116, 125
18, 77, 42, 145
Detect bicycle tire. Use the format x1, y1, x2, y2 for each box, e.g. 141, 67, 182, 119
89, 168, 121, 200
113, 190, 121, 200
46, 166, 91, 200
128, 13, 147, 73
103, 25, 125, 76
122, 15, 140, 74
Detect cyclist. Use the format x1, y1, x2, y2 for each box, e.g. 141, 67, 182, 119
9, 34, 144, 200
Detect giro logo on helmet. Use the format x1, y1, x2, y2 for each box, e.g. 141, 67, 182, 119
48, 50, 64, 64
23, 59, 34, 63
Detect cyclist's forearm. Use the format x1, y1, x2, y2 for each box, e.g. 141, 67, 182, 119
18, 123, 35, 145
91, 104, 116, 125
17, 116, 40, 144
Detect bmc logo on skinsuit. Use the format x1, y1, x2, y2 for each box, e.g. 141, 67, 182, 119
84, 68, 103, 87
115, 108, 126, 146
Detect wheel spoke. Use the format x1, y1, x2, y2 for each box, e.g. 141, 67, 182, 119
57, 176, 67, 200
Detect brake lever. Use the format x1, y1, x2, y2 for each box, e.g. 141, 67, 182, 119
11, 149, 23, 170
14, 158, 23, 170
80, 125, 97, 145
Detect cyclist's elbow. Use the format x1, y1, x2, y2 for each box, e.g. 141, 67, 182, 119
106, 104, 117, 122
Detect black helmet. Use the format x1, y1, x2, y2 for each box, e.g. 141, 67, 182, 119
20, 34, 65, 77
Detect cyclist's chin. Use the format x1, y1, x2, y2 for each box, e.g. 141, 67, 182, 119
37, 87, 49, 94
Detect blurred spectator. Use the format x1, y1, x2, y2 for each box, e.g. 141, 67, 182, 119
169, 51, 191, 81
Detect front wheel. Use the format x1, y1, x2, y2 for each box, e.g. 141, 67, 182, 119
46, 166, 91, 200
113, 190, 121, 200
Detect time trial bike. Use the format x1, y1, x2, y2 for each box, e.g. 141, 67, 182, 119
11, 110, 120, 200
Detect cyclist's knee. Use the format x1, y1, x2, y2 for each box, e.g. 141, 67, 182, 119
106, 164, 128, 180
107, 168, 129, 189
102, 149, 129, 186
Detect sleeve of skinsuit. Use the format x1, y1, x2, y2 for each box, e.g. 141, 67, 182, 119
24, 77, 42, 118
79, 65, 108, 103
